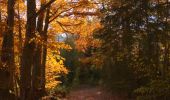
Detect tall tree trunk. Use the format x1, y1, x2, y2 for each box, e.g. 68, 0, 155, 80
32, 2, 50, 98
20, 0, 36, 99
0, 0, 15, 99
0, 8, 2, 44
32, 1, 45, 99
17, 1, 22, 57
32, 0, 47, 99
15, 1, 22, 97
0, 8, 3, 51
41, 7, 50, 94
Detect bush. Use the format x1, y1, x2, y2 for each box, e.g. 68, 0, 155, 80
134, 80, 170, 100
51, 85, 70, 98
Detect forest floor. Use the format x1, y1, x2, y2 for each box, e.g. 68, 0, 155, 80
61, 85, 128, 100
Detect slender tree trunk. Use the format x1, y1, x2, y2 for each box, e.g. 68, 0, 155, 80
32, 5, 50, 99
0, 0, 15, 99
0, 8, 3, 52
41, 7, 50, 94
20, 0, 36, 99
32, 0, 49, 99
17, 1, 22, 56
0, 9, 2, 44
32, 0, 45, 99
16, 1, 22, 97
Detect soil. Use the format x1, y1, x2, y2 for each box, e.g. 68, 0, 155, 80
61, 85, 128, 100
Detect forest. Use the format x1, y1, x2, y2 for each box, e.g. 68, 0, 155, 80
0, 0, 170, 100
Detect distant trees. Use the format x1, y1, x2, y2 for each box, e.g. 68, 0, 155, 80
95, 0, 170, 99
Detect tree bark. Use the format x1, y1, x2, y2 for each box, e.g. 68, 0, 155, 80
0, 8, 2, 39
20, 0, 36, 100
32, 0, 48, 99
41, 7, 50, 94
32, 0, 45, 98
32, 4, 50, 99
0, 7, 3, 49
0, 0, 15, 99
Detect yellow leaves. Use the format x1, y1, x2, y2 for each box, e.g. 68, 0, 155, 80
59, 59, 64, 65
46, 0, 102, 54
54, 0, 67, 6
73, 0, 99, 11
57, 17, 82, 26
50, 22, 65, 33
16, 0, 26, 12
50, 17, 83, 34
45, 48, 68, 90
74, 19, 102, 51
0, 0, 102, 91
28, 33, 43, 45
46, 81, 61, 90
48, 41, 72, 53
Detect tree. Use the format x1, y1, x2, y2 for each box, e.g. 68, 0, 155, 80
95, 0, 170, 98
0, 0, 15, 99
20, 0, 36, 99
32, 0, 49, 99
0, 0, 103, 99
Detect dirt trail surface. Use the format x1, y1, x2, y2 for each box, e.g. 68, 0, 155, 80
62, 85, 126, 100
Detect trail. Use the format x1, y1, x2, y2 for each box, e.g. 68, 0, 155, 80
62, 85, 127, 100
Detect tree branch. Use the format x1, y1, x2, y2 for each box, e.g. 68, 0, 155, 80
49, 4, 82, 23
36, 0, 56, 17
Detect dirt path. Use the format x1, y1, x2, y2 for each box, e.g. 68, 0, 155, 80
62, 85, 127, 100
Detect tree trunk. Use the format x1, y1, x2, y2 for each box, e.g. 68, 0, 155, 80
17, 1, 22, 56
32, 0, 50, 99
32, 5, 50, 99
41, 7, 50, 94
32, 0, 45, 99
0, 8, 2, 44
0, 0, 15, 99
16, 1, 22, 98
0, 8, 3, 53
20, 0, 36, 99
